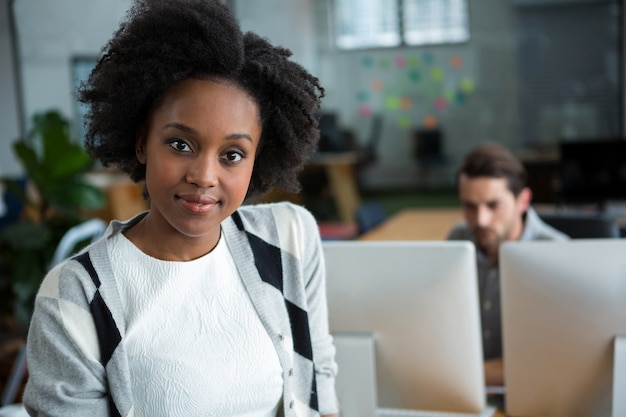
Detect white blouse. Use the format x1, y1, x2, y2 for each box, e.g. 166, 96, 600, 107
109, 232, 283, 417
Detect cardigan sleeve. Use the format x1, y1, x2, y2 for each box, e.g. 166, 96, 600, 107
295, 205, 339, 415
23, 261, 112, 417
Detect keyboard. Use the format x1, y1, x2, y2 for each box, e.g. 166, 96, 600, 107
377, 405, 497, 417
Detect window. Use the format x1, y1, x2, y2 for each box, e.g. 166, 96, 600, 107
71, 56, 97, 143
333, 0, 470, 50
334, 1, 400, 49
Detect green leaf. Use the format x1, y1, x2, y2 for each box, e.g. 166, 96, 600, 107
46, 178, 105, 212
13, 141, 42, 184
47, 144, 93, 178
0, 222, 51, 250
25, 111, 91, 179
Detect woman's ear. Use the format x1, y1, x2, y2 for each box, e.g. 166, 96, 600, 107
136, 132, 146, 164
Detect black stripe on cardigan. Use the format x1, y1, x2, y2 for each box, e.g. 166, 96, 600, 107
231, 210, 319, 409
74, 252, 123, 417
75, 252, 121, 367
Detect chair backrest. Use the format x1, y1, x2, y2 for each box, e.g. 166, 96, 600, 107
50, 218, 107, 268
413, 128, 445, 163
355, 201, 387, 235
539, 212, 620, 239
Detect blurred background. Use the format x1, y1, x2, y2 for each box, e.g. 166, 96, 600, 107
2, 0, 624, 191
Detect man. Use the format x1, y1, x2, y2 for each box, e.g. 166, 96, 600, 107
447, 142, 569, 387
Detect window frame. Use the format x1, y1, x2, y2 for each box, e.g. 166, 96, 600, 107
331, 0, 470, 51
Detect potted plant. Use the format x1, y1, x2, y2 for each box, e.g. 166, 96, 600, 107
0, 109, 105, 329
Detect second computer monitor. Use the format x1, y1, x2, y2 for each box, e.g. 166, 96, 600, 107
501, 239, 626, 417
323, 240, 485, 414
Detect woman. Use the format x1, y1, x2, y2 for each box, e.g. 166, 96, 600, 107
23, 1, 338, 416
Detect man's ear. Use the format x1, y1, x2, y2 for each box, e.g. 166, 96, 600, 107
518, 187, 532, 213
136, 132, 146, 164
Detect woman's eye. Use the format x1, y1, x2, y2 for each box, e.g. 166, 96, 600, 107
224, 151, 243, 163
168, 139, 191, 152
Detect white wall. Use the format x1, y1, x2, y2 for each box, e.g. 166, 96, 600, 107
13, 0, 131, 130
233, 0, 317, 75
0, 0, 23, 176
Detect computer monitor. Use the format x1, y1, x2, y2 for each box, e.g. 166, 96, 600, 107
500, 239, 626, 417
322, 240, 486, 415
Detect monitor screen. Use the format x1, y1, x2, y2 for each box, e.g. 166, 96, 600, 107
323, 240, 486, 415
559, 139, 626, 206
500, 239, 626, 417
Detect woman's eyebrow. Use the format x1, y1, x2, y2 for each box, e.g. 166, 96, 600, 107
225, 133, 253, 142
164, 123, 253, 142
164, 122, 196, 134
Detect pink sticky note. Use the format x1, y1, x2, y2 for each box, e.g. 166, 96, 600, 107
359, 105, 373, 117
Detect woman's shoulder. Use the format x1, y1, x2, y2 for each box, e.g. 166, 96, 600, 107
36, 247, 103, 307
237, 201, 316, 223
39, 219, 122, 298
231, 201, 319, 243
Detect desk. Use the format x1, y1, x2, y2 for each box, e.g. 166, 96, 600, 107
85, 170, 149, 222
306, 152, 362, 224
359, 208, 462, 241
259, 151, 362, 225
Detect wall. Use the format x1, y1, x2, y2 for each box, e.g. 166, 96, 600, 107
314, 0, 520, 190
12, 0, 131, 132
515, 0, 622, 144
0, 0, 23, 176
232, 0, 317, 75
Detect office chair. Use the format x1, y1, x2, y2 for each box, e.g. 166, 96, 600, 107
539, 212, 620, 239
412, 128, 451, 189
355, 201, 388, 235
0, 218, 106, 407
49, 218, 107, 268
412, 128, 447, 167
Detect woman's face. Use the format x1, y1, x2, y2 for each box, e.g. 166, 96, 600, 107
135, 78, 261, 258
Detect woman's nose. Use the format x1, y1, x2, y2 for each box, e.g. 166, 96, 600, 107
186, 156, 218, 187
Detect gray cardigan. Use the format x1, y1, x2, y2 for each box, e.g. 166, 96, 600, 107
24, 202, 338, 417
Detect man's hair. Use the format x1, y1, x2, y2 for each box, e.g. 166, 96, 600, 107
78, 0, 324, 200
456, 142, 528, 196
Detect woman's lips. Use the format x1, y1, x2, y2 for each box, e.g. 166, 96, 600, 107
177, 194, 218, 213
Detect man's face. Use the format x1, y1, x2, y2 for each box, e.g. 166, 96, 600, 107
458, 174, 530, 257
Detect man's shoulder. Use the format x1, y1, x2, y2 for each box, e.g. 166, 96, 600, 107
446, 221, 471, 240
524, 207, 570, 241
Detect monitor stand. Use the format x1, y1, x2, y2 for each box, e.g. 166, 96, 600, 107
613, 335, 626, 417
333, 332, 378, 417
